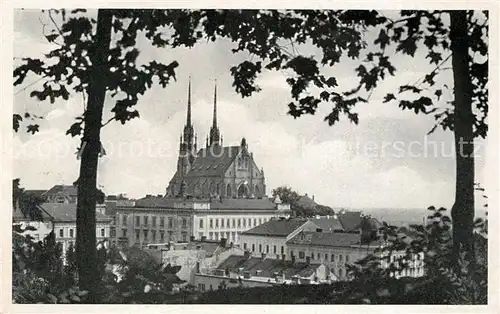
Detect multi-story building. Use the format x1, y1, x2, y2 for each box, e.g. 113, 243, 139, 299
239, 217, 320, 260
114, 197, 292, 247
40, 203, 112, 256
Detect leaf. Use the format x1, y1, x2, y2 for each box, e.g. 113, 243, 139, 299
383, 93, 396, 103
374, 29, 390, 50
13, 114, 22, 132
45, 34, 59, 42
26, 124, 39, 134
426, 51, 442, 65
435, 89, 442, 100
66, 122, 83, 137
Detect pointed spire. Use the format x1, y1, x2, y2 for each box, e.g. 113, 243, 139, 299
187, 76, 192, 126
213, 79, 217, 128
209, 79, 221, 146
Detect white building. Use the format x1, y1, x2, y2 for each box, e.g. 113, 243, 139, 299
114, 196, 292, 247
40, 203, 113, 256
239, 218, 320, 260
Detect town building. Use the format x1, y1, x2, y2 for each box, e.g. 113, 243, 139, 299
239, 217, 320, 260
114, 196, 292, 247
194, 252, 336, 291
40, 203, 113, 255
286, 231, 378, 280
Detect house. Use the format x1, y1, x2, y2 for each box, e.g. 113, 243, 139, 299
239, 217, 319, 260
40, 203, 113, 256
194, 253, 336, 291
286, 231, 378, 280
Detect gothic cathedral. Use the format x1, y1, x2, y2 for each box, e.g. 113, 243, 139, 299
166, 79, 266, 199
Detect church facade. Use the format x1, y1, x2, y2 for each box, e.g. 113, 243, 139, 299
166, 79, 266, 199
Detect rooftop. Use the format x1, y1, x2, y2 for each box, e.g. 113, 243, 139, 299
42, 185, 78, 197
288, 231, 362, 247
217, 255, 322, 279
40, 203, 112, 222
242, 218, 310, 237
309, 215, 344, 232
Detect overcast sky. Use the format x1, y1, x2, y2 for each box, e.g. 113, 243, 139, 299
13, 9, 490, 210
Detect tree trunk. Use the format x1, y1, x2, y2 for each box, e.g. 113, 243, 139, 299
75, 9, 113, 301
449, 10, 475, 278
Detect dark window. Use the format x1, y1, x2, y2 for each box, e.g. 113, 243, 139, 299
182, 218, 187, 228
160, 231, 165, 242
135, 216, 140, 226
311, 252, 314, 260
281, 246, 284, 254
238, 219, 241, 228
135, 230, 140, 240
259, 244, 262, 253
317, 253, 321, 260
232, 219, 236, 228
299, 251, 305, 259
221, 219, 224, 228
252, 244, 255, 252
143, 230, 148, 240
325, 253, 328, 261
168, 217, 173, 228
122, 215, 127, 226
59, 229, 64, 238
266, 245, 269, 253
243, 243, 247, 250
100, 228, 105, 237
346, 255, 349, 262
339, 255, 343, 262
152, 216, 157, 227
243, 219, 246, 228
273, 245, 277, 254
199, 219, 204, 228
144, 216, 148, 225
160, 217, 165, 227
122, 229, 127, 237
210, 219, 213, 228
69, 229, 74, 238
331, 254, 335, 262
227, 219, 230, 227
215, 219, 219, 228
182, 232, 187, 242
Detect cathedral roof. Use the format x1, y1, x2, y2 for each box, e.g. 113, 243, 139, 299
186, 145, 241, 177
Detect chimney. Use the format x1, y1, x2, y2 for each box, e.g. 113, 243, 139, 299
220, 237, 227, 248
201, 235, 207, 242
312, 195, 315, 201
316, 228, 323, 232
243, 270, 251, 279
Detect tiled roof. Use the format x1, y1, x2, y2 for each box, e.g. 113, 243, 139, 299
309, 216, 344, 232
217, 255, 322, 279
131, 197, 278, 211
242, 218, 310, 237
186, 145, 240, 178
209, 198, 276, 210
288, 231, 362, 247
40, 203, 111, 222
134, 197, 176, 208
42, 185, 78, 197
338, 211, 363, 231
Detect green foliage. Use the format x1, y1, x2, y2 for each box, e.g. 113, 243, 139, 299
340, 206, 487, 304
272, 186, 334, 217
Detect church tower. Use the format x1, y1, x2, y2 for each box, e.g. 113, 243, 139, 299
208, 80, 221, 147
177, 77, 197, 180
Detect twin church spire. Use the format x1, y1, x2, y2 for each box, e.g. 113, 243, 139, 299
180, 77, 222, 155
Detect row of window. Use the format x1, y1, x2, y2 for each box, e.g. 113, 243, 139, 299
291, 251, 350, 263
202, 217, 270, 229
242, 243, 285, 255
123, 215, 188, 229
58, 228, 106, 238
204, 231, 240, 242
133, 229, 188, 243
